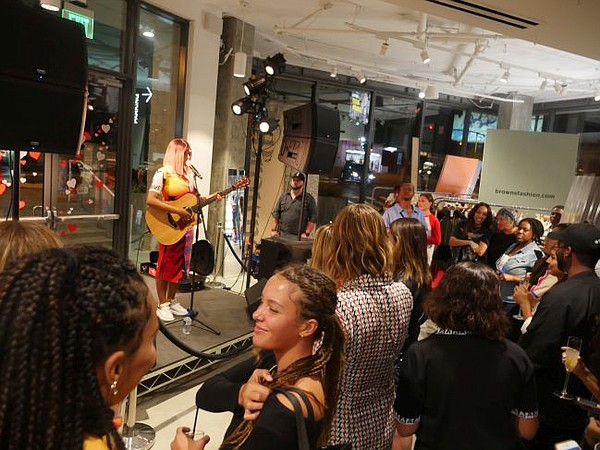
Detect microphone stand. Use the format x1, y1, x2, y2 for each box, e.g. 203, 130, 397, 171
188, 173, 220, 336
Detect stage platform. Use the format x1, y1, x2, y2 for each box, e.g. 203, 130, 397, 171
140, 274, 254, 397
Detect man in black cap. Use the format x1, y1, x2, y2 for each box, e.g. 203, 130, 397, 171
519, 223, 600, 449
271, 171, 317, 239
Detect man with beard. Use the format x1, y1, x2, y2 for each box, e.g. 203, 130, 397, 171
271, 172, 317, 239
382, 182, 427, 229
519, 223, 600, 449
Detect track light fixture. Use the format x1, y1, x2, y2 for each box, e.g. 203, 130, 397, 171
380, 41, 389, 56
264, 53, 286, 76
420, 49, 431, 64
258, 117, 279, 134
40, 0, 61, 11
500, 69, 510, 84
243, 77, 268, 96
231, 97, 256, 116
425, 85, 439, 100
358, 72, 366, 84
539, 79, 548, 91
418, 90, 426, 99
330, 65, 337, 78
595, 90, 600, 102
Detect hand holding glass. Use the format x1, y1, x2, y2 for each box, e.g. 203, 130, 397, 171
555, 336, 583, 400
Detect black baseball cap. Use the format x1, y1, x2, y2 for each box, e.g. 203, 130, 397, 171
547, 223, 600, 255
291, 171, 305, 181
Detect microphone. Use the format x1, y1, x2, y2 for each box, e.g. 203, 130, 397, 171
186, 160, 203, 179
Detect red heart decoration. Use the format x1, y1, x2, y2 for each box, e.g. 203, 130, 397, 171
61, 160, 67, 169
20, 160, 26, 166
18, 200, 26, 209
0, 184, 5, 195
29, 152, 41, 160
67, 224, 78, 233
95, 180, 104, 189
83, 131, 91, 141
60, 231, 66, 236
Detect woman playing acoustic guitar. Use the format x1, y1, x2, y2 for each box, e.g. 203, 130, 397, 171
147, 138, 222, 322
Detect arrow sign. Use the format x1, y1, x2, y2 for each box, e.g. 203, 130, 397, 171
141, 86, 153, 103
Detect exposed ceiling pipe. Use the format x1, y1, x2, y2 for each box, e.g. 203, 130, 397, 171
288, 2, 334, 29
454, 40, 488, 86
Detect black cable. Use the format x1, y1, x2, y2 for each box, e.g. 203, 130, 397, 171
158, 320, 251, 359
223, 229, 245, 269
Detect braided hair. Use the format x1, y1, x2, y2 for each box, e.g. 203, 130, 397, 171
0, 246, 151, 450
223, 264, 346, 449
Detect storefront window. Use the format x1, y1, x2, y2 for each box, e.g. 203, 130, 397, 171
85, 0, 127, 72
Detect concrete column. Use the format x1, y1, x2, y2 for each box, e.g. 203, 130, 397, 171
497, 93, 534, 131
207, 17, 254, 276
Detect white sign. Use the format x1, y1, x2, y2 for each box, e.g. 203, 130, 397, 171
479, 130, 579, 209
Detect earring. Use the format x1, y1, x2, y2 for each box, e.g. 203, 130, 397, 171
110, 380, 119, 396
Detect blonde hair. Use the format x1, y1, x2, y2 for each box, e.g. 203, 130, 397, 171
162, 138, 191, 176
327, 203, 392, 283
0, 221, 62, 271
311, 224, 333, 272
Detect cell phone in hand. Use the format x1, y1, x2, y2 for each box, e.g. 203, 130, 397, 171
554, 440, 582, 450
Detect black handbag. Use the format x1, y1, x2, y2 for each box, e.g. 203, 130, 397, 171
274, 387, 351, 450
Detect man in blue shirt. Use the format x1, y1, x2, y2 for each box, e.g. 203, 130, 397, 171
382, 182, 427, 229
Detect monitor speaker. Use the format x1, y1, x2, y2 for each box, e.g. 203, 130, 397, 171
0, 4, 88, 154
279, 103, 340, 174
244, 277, 268, 317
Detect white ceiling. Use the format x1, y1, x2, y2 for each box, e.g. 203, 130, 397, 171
205, 0, 600, 104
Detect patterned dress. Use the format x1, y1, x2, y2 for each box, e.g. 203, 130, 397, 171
329, 274, 413, 450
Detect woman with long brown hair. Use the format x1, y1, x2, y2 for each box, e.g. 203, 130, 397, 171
184, 264, 346, 450
394, 262, 538, 449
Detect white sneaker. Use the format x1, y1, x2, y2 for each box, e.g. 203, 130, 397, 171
157, 303, 175, 321
170, 301, 188, 316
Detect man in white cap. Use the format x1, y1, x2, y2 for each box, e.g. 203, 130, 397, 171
271, 171, 317, 239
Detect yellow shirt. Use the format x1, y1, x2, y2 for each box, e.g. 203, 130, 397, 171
83, 435, 110, 450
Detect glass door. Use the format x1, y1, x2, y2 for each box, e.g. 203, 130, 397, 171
10, 72, 123, 247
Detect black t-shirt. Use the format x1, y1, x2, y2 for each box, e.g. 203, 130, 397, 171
395, 333, 537, 450
519, 271, 600, 431
487, 232, 517, 269
451, 220, 493, 263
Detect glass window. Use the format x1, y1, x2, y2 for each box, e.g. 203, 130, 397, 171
130, 5, 187, 257
86, 0, 127, 72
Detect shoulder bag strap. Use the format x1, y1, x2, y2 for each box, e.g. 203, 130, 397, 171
273, 388, 311, 450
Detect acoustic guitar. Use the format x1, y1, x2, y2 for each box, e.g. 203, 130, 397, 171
146, 177, 249, 245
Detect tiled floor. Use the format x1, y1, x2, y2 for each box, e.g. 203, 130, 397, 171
134, 241, 257, 449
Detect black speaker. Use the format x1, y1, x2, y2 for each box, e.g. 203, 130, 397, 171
244, 277, 268, 317
0, 4, 88, 154
257, 237, 313, 280
279, 103, 340, 174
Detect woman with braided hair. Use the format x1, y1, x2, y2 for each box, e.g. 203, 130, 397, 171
0, 246, 163, 450
186, 264, 346, 450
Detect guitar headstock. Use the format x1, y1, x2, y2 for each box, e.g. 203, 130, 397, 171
234, 176, 250, 189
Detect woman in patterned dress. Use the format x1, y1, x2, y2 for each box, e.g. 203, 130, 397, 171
314, 203, 413, 450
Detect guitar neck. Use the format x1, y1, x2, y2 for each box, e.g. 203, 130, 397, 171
196, 184, 238, 209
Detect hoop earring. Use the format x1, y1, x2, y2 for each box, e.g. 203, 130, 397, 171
110, 380, 119, 396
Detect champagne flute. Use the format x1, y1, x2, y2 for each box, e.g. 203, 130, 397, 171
555, 336, 583, 400
512, 279, 530, 320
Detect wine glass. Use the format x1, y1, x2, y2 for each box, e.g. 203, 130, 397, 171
512, 279, 530, 320
554, 336, 583, 400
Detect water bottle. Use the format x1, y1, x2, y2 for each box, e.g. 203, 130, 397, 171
182, 314, 192, 335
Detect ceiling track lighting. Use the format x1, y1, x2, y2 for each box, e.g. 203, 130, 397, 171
539, 79, 548, 91
418, 89, 426, 99
500, 69, 510, 84
264, 52, 286, 76
420, 49, 431, 65
357, 72, 366, 84
380, 41, 389, 56
40, 0, 61, 11
594, 90, 600, 102
330, 65, 337, 78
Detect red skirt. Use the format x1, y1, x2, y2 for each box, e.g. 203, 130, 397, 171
156, 236, 186, 283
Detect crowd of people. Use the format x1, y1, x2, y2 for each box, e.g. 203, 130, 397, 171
1, 174, 600, 450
